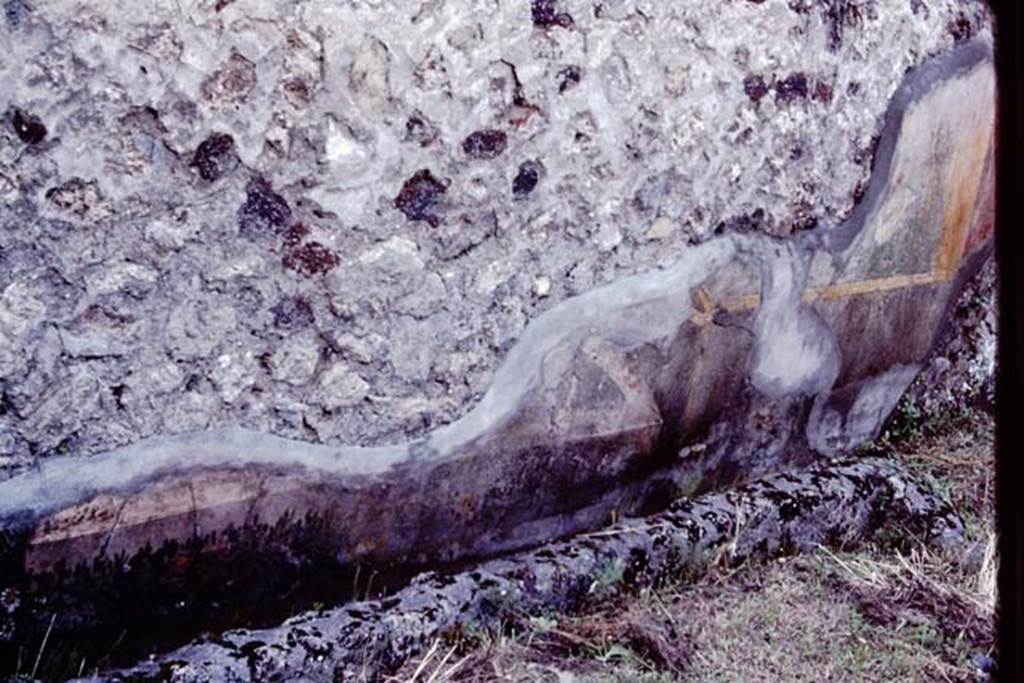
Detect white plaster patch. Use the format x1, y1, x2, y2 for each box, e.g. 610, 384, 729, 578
748, 242, 840, 399
806, 364, 922, 455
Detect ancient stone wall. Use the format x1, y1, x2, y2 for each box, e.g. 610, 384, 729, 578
0, 0, 992, 472
0, 1, 997, 677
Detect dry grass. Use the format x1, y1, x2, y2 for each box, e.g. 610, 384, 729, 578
877, 408, 995, 536
393, 412, 996, 682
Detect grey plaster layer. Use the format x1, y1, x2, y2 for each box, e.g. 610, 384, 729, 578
0, 0, 993, 469
90, 456, 962, 682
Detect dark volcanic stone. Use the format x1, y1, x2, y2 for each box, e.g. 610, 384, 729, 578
283, 222, 310, 248
191, 133, 237, 182
743, 75, 770, 102
948, 14, 973, 44
532, 0, 573, 28
715, 208, 767, 235
4, 0, 27, 28
271, 297, 315, 330
11, 109, 46, 144
462, 129, 508, 159
238, 178, 292, 237
283, 241, 339, 277
394, 169, 448, 226
808, 0, 864, 51
405, 114, 439, 147
775, 73, 809, 103
813, 80, 834, 104
791, 200, 819, 231
512, 161, 543, 198
557, 65, 581, 93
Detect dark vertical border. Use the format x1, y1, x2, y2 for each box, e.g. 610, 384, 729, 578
992, 1, 1024, 681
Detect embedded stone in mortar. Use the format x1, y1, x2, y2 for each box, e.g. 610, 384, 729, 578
0, 0, 994, 467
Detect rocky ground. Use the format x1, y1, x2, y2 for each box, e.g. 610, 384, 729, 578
0, 0, 993, 475
901, 256, 997, 419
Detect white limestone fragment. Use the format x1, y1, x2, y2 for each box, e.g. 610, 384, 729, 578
533, 276, 552, 298
317, 363, 370, 410
0, 282, 46, 376
127, 361, 185, 396
271, 331, 321, 386
645, 217, 675, 241
359, 237, 424, 273
85, 262, 158, 297
211, 349, 260, 403
166, 303, 237, 360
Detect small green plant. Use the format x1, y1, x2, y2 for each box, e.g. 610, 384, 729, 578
881, 396, 924, 444
904, 623, 942, 649
881, 396, 980, 447
527, 615, 558, 633
594, 643, 637, 665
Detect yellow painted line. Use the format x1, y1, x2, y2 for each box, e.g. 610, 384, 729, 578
690, 270, 947, 326
689, 123, 993, 327
802, 271, 944, 302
